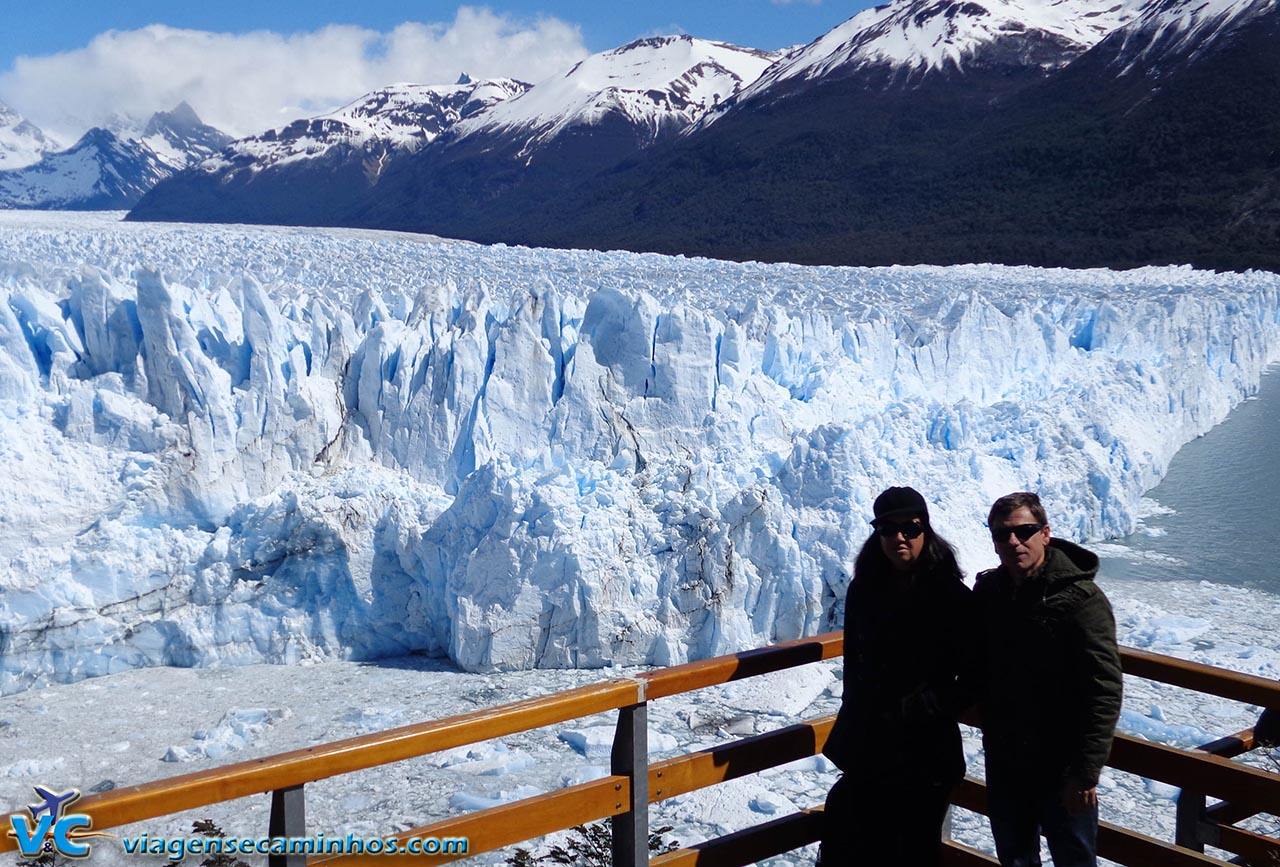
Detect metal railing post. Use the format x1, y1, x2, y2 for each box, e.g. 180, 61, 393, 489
612, 700, 650, 867
1176, 730, 1236, 854
1174, 788, 1207, 853
269, 784, 306, 867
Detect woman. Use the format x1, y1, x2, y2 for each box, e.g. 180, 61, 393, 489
819, 486, 971, 867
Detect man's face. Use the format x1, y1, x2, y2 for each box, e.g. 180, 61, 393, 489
990, 505, 1050, 578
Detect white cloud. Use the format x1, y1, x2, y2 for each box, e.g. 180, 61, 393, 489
0, 7, 589, 141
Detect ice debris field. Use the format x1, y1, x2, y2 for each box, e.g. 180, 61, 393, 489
3, 211, 1280, 694
2, 212, 1280, 865
1, 594, 1277, 867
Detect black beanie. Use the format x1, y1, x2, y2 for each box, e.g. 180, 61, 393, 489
871, 486, 929, 525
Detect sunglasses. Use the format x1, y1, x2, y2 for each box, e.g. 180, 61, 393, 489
875, 521, 925, 540
990, 523, 1045, 543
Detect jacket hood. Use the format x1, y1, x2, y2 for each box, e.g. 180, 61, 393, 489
1038, 538, 1099, 588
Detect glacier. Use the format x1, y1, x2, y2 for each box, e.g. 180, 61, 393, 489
1, 211, 1279, 694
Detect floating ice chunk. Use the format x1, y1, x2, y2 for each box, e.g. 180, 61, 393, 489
1144, 779, 1180, 800
440, 743, 535, 776
1092, 543, 1183, 565
750, 793, 789, 814
561, 765, 611, 787
1124, 615, 1212, 649
1136, 498, 1176, 519
558, 725, 679, 760
762, 754, 837, 775
716, 665, 835, 717
161, 708, 290, 762
1119, 708, 1215, 748
339, 707, 405, 734
428, 742, 534, 775
449, 785, 543, 811
664, 778, 800, 834
1, 757, 65, 777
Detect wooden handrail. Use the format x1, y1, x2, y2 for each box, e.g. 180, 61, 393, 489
648, 808, 826, 867
1214, 823, 1280, 865
2, 633, 1277, 867
1205, 797, 1260, 826
648, 717, 835, 803
639, 632, 844, 700
646, 808, 1005, 867
1109, 734, 1280, 812
955, 775, 1235, 866
1196, 729, 1255, 759
310, 776, 632, 867
0, 679, 641, 851
1120, 646, 1280, 707
312, 714, 841, 866
1096, 821, 1230, 867
941, 841, 1003, 865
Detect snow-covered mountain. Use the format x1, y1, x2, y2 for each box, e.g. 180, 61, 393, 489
451, 36, 780, 157
2, 214, 1280, 692
449, 0, 1279, 272
0, 104, 231, 210
1101, 0, 1277, 74
128, 0, 1279, 271
127, 78, 527, 225
702, 0, 1142, 121
129, 38, 778, 225
197, 77, 528, 182
0, 129, 175, 209
0, 102, 61, 171
787, 0, 1136, 77
137, 101, 234, 168
331, 35, 782, 236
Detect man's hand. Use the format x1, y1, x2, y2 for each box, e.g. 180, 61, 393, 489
1061, 785, 1098, 815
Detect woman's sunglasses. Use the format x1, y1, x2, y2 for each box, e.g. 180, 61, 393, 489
874, 522, 925, 540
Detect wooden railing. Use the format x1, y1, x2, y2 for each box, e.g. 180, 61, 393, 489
2, 633, 1278, 867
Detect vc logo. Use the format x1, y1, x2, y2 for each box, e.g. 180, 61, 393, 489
7, 786, 109, 859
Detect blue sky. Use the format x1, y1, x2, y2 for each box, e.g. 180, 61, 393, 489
1, 2, 874, 67
0, 2, 878, 142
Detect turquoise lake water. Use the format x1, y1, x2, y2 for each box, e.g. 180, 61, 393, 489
1099, 367, 1280, 594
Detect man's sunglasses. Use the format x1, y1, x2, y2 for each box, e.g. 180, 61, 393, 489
874, 521, 925, 540
990, 523, 1045, 543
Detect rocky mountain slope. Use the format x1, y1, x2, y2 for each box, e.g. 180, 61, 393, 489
0, 103, 230, 210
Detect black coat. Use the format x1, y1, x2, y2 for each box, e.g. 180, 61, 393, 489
823, 552, 972, 786
974, 539, 1123, 789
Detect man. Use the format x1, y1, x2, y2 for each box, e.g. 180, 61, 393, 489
974, 492, 1123, 867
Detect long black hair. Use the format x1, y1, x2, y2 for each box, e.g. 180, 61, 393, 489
852, 518, 963, 589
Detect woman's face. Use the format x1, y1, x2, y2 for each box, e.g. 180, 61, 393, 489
876, 516, 927, 572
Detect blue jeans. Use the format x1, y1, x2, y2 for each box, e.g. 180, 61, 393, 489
985, 775, 1098, 867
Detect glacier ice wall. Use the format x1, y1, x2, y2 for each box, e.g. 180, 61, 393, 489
2, 212, 1279, 692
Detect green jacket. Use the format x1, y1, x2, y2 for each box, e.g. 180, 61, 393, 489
974, 539, 1122, 789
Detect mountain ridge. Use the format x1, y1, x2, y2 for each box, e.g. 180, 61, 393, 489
0, 103, 231, 210
117, 0, 1280, 271
0, 102, 61, 171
